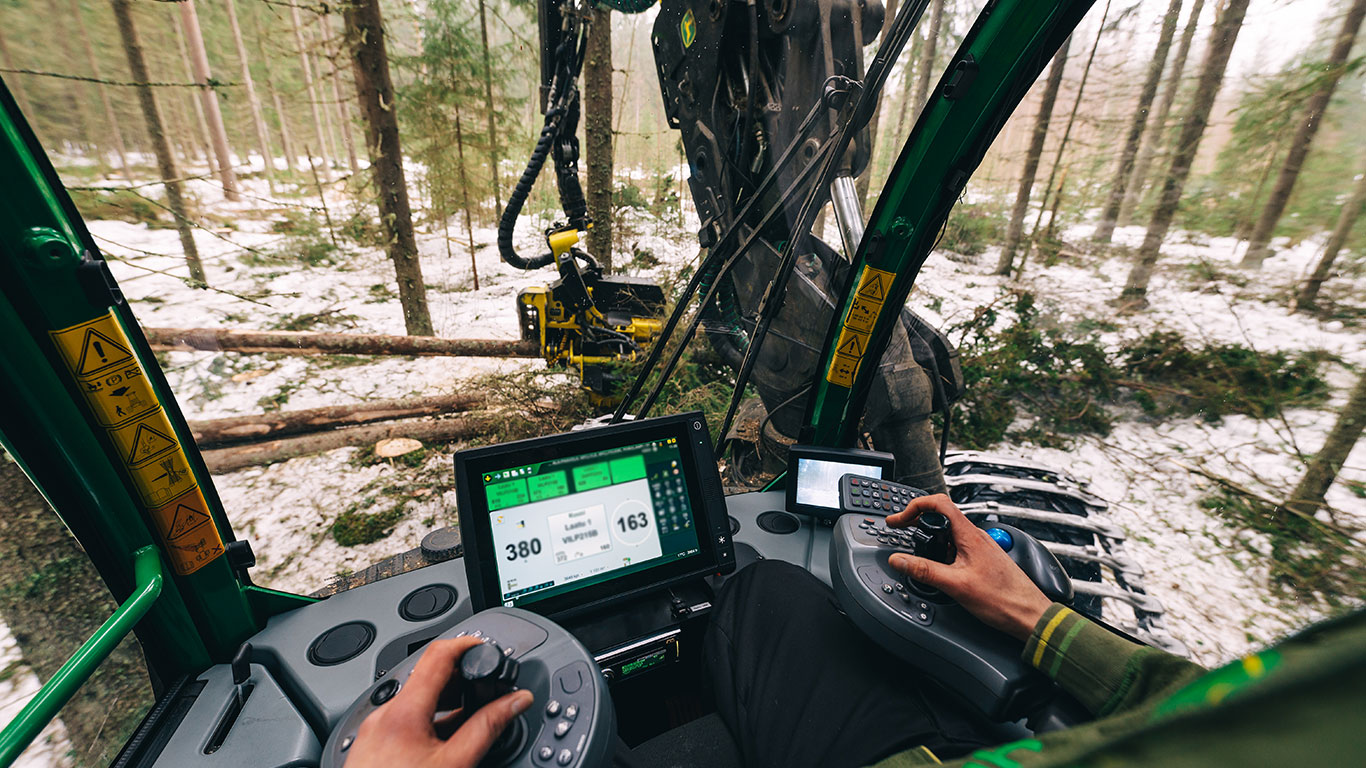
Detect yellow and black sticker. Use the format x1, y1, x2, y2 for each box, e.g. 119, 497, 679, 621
826, 266, 895, 388
827, 352, 860, 387
149, 487, 225, 576
50, 312, 224, 575
108, 409, 179, 470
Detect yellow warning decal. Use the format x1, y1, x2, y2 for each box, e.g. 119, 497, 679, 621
825, 266, 895, 388
827, 353, 860, 387
108, 409, 179, 468
52, 313, 158, 427
51, 312, 225, 575
149, 487, 225, 575
50, 315, 135, 377
835, 325, 870, 359
77, 362, 158, 427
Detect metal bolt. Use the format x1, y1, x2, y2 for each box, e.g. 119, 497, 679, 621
21, 227, 78, 270
891, 218, 912, 239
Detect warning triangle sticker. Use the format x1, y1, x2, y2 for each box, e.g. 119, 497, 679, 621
127, 423, 177, 465
167, 504, 209, 539
857, 273, 887, 302
837, 334, 864, 357
75, 329, 133, 376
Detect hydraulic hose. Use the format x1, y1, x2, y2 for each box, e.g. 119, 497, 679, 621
498, 112, 561, 270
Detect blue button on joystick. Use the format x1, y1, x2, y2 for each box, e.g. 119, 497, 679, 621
986, 527, 1014, 552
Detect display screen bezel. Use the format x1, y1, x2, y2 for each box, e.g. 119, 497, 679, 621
456, 413, 727, 618
784, 445, 896, 520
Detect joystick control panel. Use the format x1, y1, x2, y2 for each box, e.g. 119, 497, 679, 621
322, 608, 614, 768
830, 504, 1073, 720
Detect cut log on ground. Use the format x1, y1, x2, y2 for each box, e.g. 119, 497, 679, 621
144, 327, 540, 358
200, 416, 491, 473
188, 393, 485, 447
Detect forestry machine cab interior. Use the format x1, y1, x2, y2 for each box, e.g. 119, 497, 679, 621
0, 0, 1185, 765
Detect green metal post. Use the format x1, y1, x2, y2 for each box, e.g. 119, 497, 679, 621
804, 0, 1093, 446
0, 547, 163, 768
0, 77, 263, 660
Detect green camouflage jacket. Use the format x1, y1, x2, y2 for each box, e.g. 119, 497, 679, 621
872, 604, 1366, 767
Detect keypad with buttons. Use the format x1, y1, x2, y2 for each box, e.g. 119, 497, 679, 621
840, 475, 928, 515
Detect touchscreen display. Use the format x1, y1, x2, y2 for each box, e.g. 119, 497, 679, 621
481, 436, 701, 607
794, 458, 886, 511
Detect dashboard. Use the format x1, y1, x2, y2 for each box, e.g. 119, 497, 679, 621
116, 417, 1077, 767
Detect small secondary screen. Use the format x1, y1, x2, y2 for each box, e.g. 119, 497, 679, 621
482, 437, 701, 607
795, 458, 886, 511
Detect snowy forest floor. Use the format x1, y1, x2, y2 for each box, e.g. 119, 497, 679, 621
2, 162, 1364, 764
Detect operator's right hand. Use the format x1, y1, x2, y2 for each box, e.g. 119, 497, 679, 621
345, 637, 533, 768
885, 495, 1053, 641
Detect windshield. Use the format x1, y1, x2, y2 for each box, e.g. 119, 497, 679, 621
0, 7, 1363, 763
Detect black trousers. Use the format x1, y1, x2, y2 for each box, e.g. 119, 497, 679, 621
701, 560, 1000, 768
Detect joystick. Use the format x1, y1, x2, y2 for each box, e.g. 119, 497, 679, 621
324, 608, 614, 768
906, 511, 953, 599
459, 642, 526, 763
909, 511, 953, 563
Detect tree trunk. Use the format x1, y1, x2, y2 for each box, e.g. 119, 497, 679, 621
111, 0, 207, 285
1277, 371, 1366, 521
343, 0, 434, 337
1297, 164, 1366, 311
856, 0, 898, 209
179, 1, 240, 201
188, 393, 483, 446
143, 326, 536, 357
1122, 0, 1251, 305
53, 10, 97, 155
202, 416, 489, 473
0, 27, 34, 119
169, 13, 214, 164
1019, 0, 1111, 279
478, 0, 504, 221
453, 108, 482, 291
68, 0, 134, 182
910, 0, 945, 124
224, 0, 274, 184
891, 33, 922, 154
1120, 0, 1207, 227
994, 36, 1071, 275
319, 15, 361, 173
584, 7, 614, 271
1092, 0, 1183, 244
249, 6, 297, 174
1240, 0, 1366, 269
291, 2, 334, 182
309, 23, 344, 174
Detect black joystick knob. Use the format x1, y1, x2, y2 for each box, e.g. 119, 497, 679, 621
910, 511, 954, 564
458, 642, 526, 763
460, 642, 520, 711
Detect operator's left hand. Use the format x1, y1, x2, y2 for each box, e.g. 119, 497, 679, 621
345, 637, 534, 768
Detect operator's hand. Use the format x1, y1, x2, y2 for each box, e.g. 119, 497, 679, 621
345, 637, 533, 768
885, 495, 1053, 641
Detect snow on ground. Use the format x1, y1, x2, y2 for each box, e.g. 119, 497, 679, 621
15, 163, 1365, 680
0, 620, 73, 767
910, 221, 1366, 664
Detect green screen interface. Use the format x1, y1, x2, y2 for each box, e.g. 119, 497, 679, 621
481, 437, 701, 606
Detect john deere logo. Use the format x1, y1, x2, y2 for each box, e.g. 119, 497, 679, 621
680, 9, 696, 48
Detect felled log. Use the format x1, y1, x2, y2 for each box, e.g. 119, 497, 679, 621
144, 327, 539, 358
200, 416, 490, 473
187, 393, 484, 447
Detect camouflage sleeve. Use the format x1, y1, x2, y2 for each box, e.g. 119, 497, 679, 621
1021, 604, 1205, 717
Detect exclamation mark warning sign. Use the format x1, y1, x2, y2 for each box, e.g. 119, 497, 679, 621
52, 312, 226, 576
